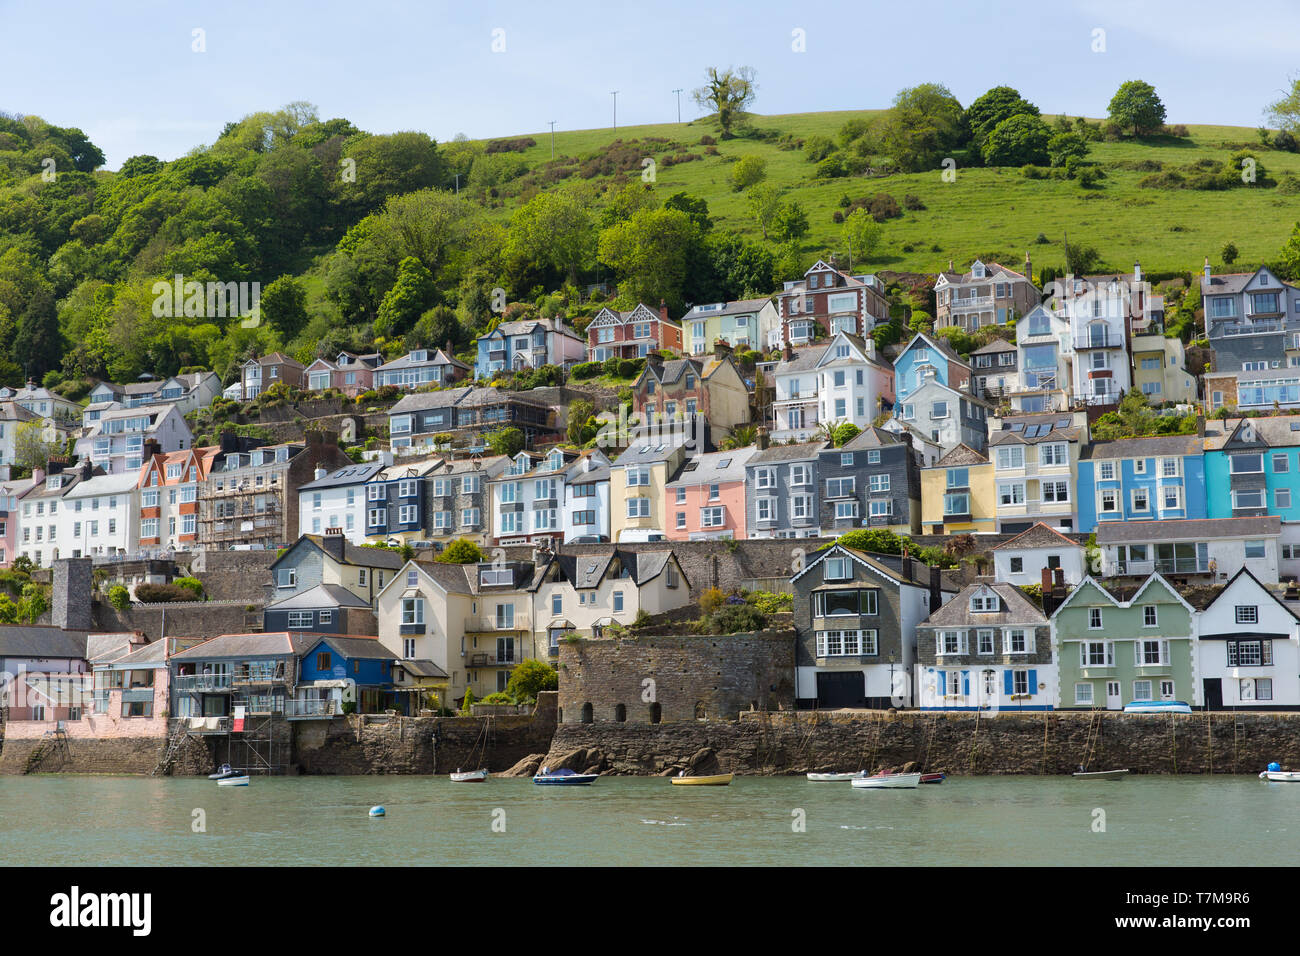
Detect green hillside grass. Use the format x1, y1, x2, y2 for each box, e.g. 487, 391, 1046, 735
477, 111, 1300, 276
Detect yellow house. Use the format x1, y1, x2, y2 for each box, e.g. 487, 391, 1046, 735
608, 441, 689, 542
527, 548, 692, 661
1131, 327, 1197, 405
921, 444, 996, 534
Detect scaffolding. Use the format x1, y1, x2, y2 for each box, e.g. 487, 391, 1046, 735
198, 476, 285, 549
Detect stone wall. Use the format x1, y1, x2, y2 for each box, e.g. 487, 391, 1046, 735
93, 600, 263, 641
0, 734, 168, 775
293, 692, 558, 774
541, 709, 1300, 776
188, 550, 278, 602
557, 632, 796, 724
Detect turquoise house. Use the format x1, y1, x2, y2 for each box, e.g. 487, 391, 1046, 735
1204, 417, 1300, 527
893, 333, 970, 404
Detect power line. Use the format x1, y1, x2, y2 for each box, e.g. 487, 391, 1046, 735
610, 91, 618, 131
672, 88, 682, 123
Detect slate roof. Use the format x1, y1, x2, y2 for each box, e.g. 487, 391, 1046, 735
388, 387, 474, 415
396, 659, 449, 679
1096, 516, 1282, 545
534, 549, 677, 590
614, 441, 688, 466
1201, 268, 1296, 296
297, 634, 396, 660
687, 297, 772, 317
264, 584, 372, 611
299, 461, 386, 491
0, 626, 90, 659
991, 522, 1081, 551
932, 443, 989, 467
285, 535, 408, 570
1202, 416, 1300, 451
838, 426, 904, 451
1081, 435, 1204, 461
771, 345, 830, 375
667, 448, 757, 486
374, 349, 468, 372
919, 582, 1047, 627
970, 338, 1018, 354
748, 441, 827, 464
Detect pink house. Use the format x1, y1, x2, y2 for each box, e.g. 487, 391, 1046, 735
586, 302, 683, 361
664, 448, 758, 541
304, 352, 384, 397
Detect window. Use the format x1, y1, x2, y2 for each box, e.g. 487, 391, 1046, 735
1227, 640, 1273, 667
399, 505, 418, 524
815, 629, 877, 657
1245, 540, 1267, 559
1088, 608, 1103, 630
288, 611, 312, 628
813, 589, 877, 617
946, 468, 968, 488
1273, 453, 1290, 473
1133, 680, 1153, 701
1132, 489, 1150, 512
1040, 443, 1067, 467
755, 468, 776, 490
1098, 462, 1115, 481
995, 446, 1024, 470
1136, 639, 1168, 665
401, 598, 424, 625
1080, 641, 1113, 666
1004, 629, 1029, 654
790, 464, 811, 486
367, 483, 385, 501
1012, 671, 1030, 696
1162, 487, 1181, 510
626, 498, 650, 518
977, 630, 995, 654
1230, 454, 1264, 474
868, 499, 891, 517
969, 593, 998, 612
368, 508, 386, 527
1009, 557, 1023, 574
869, 474, 889, 493
825, 477, 855, 498
936, 630, 967, 655
931, 401, 949, 419
700, 506, 725, 528
943, 493, 969, 515
276, 568, 296, 589
1278, 488, 1292, 510
998, 483, 1025, 506
1235, 605, 1259, 625
1161, 458, 1180, 478
358, 569, 368, 587
1143, 606, 1158, 627
835, 500, 858, 520
1075, 683, 1094, 706
824, 556, 851, 581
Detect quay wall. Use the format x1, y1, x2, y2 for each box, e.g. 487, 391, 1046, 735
539, 710, 1300, 776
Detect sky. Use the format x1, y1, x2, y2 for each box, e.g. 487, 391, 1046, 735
2, 0, 1299, 169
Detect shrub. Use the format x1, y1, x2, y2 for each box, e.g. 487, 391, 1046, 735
134, 583, 192, 603
864, 192, 901, 222
460, 687, 476, 716
172, 576, 204, 599
903, 193, 925, 210
814, 154, 847, 179
831, 210, 844, 224
436, 539, 485, 564
570, 361, 602, 380
745, 590, 793, 615
480, 692, 514, 704
699, 135, 717, 146
617, 358, 641, 379
1021, 164, 1048, 179
803, 135, 836, 163
108, 585, 130, 611
701, 603, 767, 635
1222, 242, 1239, 265
699, 587, 726, 616
506, 658, 559, 702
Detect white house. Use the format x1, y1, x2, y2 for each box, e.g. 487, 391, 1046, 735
768, 333, 894, 443
75, 404, 193, 475
54, 472, 140, 559
1194, 568, 1300, 709
991, 522, 1087, 588
298, 460, 388, 543
561, 449, 612, 543
1097, 515, 1282, 584
488, 448, 605, 547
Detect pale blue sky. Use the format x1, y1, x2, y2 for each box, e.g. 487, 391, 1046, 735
2, 0, 1298, 168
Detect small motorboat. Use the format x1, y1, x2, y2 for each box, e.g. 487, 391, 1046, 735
806, 771, 866, 782
920, 772, 946, 784
1260, 761, 1300, 782
208, 764, 240, 780
450, 769, 488, 783
851, 772, 922, 790
1072, 769, 1130, 780
1123, 700, 1192, 714
216, 775, 249, 786
670, 772, 733, 786
533, 767, 598, 786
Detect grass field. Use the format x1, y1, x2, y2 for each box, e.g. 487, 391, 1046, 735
477, 111, 1300, 277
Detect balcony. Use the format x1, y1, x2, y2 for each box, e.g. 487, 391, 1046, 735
284, 698, 339, 719
174, 674, 234, 693
468, 653, 517, 667
464, 615, 530, 632
1073, 334, 1119, 349
232, 664, 290, 685
949, 295, 994, 310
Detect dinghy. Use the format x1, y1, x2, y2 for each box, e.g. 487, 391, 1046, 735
1072, 769, 1130, 780
806, 771, 866, 782
208, 764, 240, 780
450, 769, 489, 783
216, 775, 249, 786
533, 767, 598, 786
851, 772, 922, 789
920, 772, 946, 784
670, 771, 733, 786
1123, 700, 1192, 714
1259, 770, 1300, 782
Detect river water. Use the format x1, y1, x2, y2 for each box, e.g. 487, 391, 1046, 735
0, 774, 1292, 866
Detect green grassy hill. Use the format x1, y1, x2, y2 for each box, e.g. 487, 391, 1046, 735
477, 111, 1300, 276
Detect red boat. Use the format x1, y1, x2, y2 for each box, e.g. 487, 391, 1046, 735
920, 772, 946, 784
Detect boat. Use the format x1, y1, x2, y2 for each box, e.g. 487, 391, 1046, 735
216, 775, 249, 786
208, 764, 240, 780
450, 769, 489, 783
532, 766, 598, 786
1072, 769, 1130, 780
1259, 762, 1300, 782
851, 772, 922, 790
670, 771, 733, 786
1122, 700, 1193, 714
806, 771, 866, 782
920, 772, 946, 784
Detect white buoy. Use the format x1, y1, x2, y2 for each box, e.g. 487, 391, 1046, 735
369, 805, 385, 817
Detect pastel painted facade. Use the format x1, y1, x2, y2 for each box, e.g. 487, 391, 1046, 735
137, 445, 218, 551
474, 317, 586, 379
372, 348, 469, 390
1076, 435, 1206, 535
268, 533, 407, 609
305, 351, 383, 395
893, 332, 972, 405
681, 298, 778, 356
586, 302, 683, 361
1053, 575, 1195, 710
773, 260, 891, 346
609, 440, 689, 542
76, 403, 193, 476
934, 258, 1039, 331
921, 444, 996, 535
298, 460, 387, 544
487, 448, 580, 547
916, 582, 1054, 711
768, 333, 895, 443
987, 410, 1087, 533
1194, 569, 1300, 709
665, 448, 756, 540
0, 473, 40, 566
527, 549, 691, 661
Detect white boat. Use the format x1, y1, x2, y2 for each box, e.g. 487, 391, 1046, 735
807, 771, 866, 782
216, 775, 249, 786
1073, 769, 1130, 780
208, 764, 240, 780
1259, 770, 1300, 782
1123, 700, 1192, 714
450, 769, 489, 783
851, 772, 922, 790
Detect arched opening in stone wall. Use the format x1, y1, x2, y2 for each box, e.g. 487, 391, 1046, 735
581, 702, 593, 724
650, 702, 662, 724
694, 701, 707, 720
614, 703, 626, 722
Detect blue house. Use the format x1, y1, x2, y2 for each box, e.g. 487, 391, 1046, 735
893, 332, 971, 404
1203, 416, 1300, 576
1076, 435, 1206, 534
295, 635, 398, 715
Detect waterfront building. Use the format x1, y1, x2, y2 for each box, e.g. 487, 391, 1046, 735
263, 584, 377, 635
136, 444, 219, 553
990, 522, 1087, 588
987, 409, 1087, 533
816, 427, 922, 536
609, 440, 690, 543
1193, 568, 1300, 709
744, 441, 827, 539
1095, 515, 1281, 584
425, 454, 512, 547
915, 582, 1054, 711
298, 460, 387, 544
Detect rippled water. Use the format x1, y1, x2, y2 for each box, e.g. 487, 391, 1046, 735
0, 774, 1292, 866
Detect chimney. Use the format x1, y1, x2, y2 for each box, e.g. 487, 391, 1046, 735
929, 564, 942, 612
1041, 565, 1053, 593
1133, 261, 1142, 285
902, 551, 914, 584
219, 428, 239, 454
32, 466, 44, 485
1204, 257, 1211, 283
320, 532, 345, 560
445, 340, 453, 356
647, 351, 664, 370
948, 259, 954, 273
783, 341, 794, 362
314, 466, 327, 481
1053, 567, 1065, 589
756, 426, 770, 450
1025, 251, 1032, 283
659, 299, 669, 324
864, 338, 876, 360
53, 558, 94, 631
143, 438, 162, 461
714, 339, 733, 359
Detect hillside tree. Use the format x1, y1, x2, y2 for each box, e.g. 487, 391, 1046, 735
1107, 80, 1167, 137
692, 66, 757, 138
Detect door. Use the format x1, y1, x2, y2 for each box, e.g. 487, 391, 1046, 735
1105, 681, 1122, 711
1203, 678, 1223, 710
816, 671, 865, 709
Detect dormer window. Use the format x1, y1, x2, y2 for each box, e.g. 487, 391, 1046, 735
970, 593, 999, 612
411, 350, 427, 362
824, 555, 851, 581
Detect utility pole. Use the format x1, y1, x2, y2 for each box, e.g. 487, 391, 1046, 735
672, 88, 682, 123
454, 173, 461, 195
548, 121, 556, 159
610, 91, 618, 131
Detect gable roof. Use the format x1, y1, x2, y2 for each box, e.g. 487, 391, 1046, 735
920, 582, 1047, 627
1050, 572, 1194, 622
899, 332, 969, 369
264, 583, 373, 611
1193, 566, 1300, 622
932, 443, 988, 467
992, 522, 1081, 551
792, 543, 948, 591
1081, 434, 1203, 461
273, 535, 409, 571
0, 626, 89, 659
